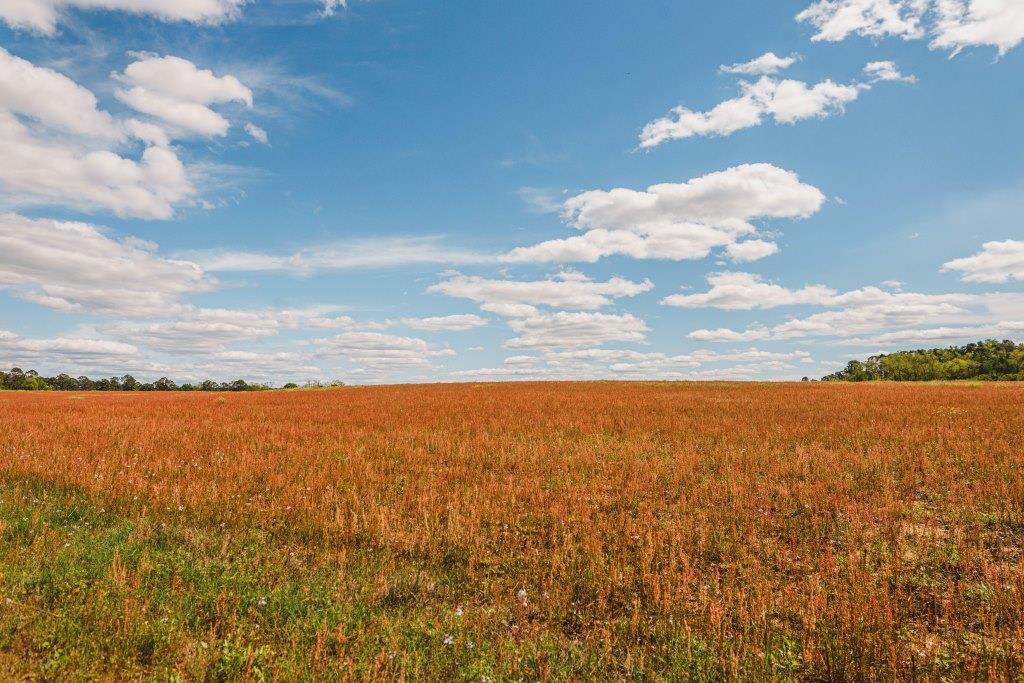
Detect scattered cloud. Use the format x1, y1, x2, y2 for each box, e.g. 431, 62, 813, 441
796, 0, 1024, 56
0, 0, 247, 35
503, 164, 824, 264
428, 271, 653, 310
244, 122, 269, 144
0, 213, 214, 317
662, 271, 835, 310
321, 0, 347, 18
683, 274, 1024, 344
400, 315, 488, 332
0, 48, 195, 218
114, 55, 253, 138
725, 239, 780, 262
864, 60, 917, 83
504, 311, 649, 349
720, 52, 799, 75
452, 347, 813, 380
943, 240, 1024, 283
639, 61, 912, 148
185, 235, 493, 272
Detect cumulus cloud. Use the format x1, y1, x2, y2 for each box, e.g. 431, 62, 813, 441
314, 331, 449, 379
796, 0, 1024, 56
725, 239, 780, 262
114, 55, 253, 137
428, 271, 652, 310
504, 312, 649, 349
503, 164, 824, 264
453, 347, 813, 381
942, 240, 1024, 283
682, 274, 1023, 344
863, 60, 917, 83
0, 0, 247, 35
0, 46, 120, 139
720, 52, 799, 75
842, 322, 1024, 346
400, 315, 488, 332
0, 213, 214, 316
638, 65, 910, 148
796, 0, 928, 42
0, 48, 195, 218
662, 271, 836, 310
932, 0, 1024, 55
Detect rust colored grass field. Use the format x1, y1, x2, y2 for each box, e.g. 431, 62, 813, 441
1, 382, 1023, 680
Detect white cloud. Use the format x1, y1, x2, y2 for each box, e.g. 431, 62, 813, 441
504, 311, 649, 349
428, 271, 653, 310
400, 314, 488, 332
184, 235, 492, 272
99, 305, 387, 353
864, 60, 917, 83
503, 164, 824, 264
796, 0, 928, 42
452, 347, 813, 381
0, 113, 194, 218
0, 47, 119, 139
933, 0, 1024, 55
662, 272, 836, 310
684, 277, 1023, 343
725, 239, 779, 262
0, 329, 139, 370
114, 55, 253, 137
314, 331, 448, 380
842, 322, 1024, 346
321, 0, 347, 18
0, 213, 214, 316
720, 52, 799, 75
943, 240, 1024, 283
0, 0, 247, 35
244, 122, 268, 144
639, 73, 874, 148
0, 48, 195, 218
796, 0, 1024, 55
689, 327, 772, 342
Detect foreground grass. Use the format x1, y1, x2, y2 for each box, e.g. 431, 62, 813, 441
0, 478, 736, 681
1, 382, 1024, 679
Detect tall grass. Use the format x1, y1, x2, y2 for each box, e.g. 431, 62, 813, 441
1, 382, 1022, 679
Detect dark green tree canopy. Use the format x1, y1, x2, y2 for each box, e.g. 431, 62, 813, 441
0, 369, 274, 392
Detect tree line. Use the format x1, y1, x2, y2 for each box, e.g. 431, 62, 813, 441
0, 367, 277, 392
821, 339, 1024, 382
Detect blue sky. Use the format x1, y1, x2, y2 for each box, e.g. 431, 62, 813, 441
1, 0, 1022, 383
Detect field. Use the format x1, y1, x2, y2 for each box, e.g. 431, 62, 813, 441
1, 382, 1023, 680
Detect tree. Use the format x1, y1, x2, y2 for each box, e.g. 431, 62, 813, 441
822, 340, 1024, 382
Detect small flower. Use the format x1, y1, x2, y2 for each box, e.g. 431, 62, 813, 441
516, 588, 528, 604
443, 634, 454, 646
455, 605, 464, 617
257, 596, 268, 607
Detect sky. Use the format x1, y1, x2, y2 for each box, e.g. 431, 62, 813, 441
0, 0, 1022, 384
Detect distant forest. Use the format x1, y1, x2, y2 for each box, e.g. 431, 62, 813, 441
0, 367, 279, 392
821, 340, 1024, 382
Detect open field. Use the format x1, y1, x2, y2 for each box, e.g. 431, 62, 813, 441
1, 382, 1023, 680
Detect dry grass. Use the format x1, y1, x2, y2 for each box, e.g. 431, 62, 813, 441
1, 381, 1023, 680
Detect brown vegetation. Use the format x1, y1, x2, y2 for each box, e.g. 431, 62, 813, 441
1, 382, 1023, 679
